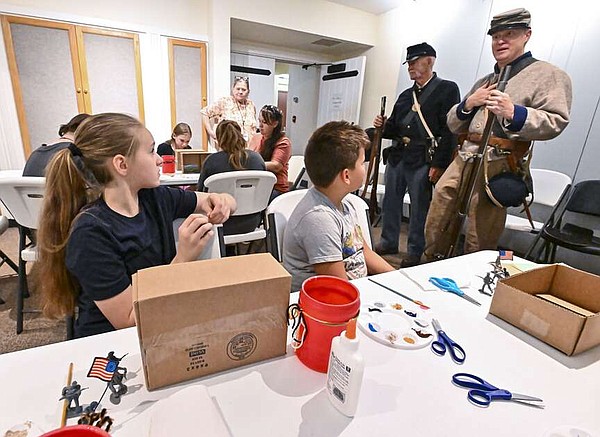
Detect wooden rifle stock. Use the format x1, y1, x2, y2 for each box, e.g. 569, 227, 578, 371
431, 66, 512, 259
361, 96, 386, 223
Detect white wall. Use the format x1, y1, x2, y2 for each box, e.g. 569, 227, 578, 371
206, 0, 377, 103
0, 0, 210, 169
362, 0, 600, 184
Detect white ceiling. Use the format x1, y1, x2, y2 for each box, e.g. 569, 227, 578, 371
326, 0, 402, 15
231, 19, 372, 58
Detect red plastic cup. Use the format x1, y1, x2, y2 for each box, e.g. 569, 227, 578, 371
41, 425, 111, 436
162, 155, 175, 174
296, 275, 360, 373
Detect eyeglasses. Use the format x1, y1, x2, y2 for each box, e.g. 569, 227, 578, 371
234, 76, 249, 84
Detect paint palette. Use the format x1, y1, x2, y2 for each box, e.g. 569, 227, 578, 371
358, 302, 435, 349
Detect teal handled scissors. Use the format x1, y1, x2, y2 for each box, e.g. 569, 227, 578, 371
429, 277, 481, 306
452, 373, 545, 408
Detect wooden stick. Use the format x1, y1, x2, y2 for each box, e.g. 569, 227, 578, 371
60, 362, 74, 427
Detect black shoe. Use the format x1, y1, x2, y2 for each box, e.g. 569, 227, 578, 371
375, 245, 399, 256
400, 255, 421, 268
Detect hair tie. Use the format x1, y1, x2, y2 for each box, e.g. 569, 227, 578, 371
68, 143, 83, 158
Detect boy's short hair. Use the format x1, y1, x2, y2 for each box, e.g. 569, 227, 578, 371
304, 121, 369, 187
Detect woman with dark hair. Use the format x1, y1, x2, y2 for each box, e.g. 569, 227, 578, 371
156, 122, 192, 157
23, 113, 90, 176
201, 76, 257, 144
197, 120, 265, 237
249, 105, 291, 202
36, 113, 235, 338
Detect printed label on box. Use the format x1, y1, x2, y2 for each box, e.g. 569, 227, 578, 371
186, 341, 210, 371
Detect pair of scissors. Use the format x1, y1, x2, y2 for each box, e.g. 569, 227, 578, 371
452, 373, 544, 408
429, 277, 481, 306
431, 319, 466, 364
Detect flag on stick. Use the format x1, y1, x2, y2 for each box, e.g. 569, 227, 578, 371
87, 357, 117, 382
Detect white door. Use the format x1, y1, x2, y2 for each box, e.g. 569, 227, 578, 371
316, 55, 366, 127
286, 64, 320, 155
230, 53, 276, 133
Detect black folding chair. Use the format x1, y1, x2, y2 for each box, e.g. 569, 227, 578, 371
525, 180, 600, 263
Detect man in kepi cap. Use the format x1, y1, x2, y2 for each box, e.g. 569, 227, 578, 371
373, 42, 460, 267
424, 8, 572, 259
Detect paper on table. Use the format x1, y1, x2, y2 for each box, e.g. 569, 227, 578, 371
148, 385, 230, 437
400, 263, 473, 291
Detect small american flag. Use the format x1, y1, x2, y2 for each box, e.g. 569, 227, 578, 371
87, 357, 117, 382
499, 250, 513, 260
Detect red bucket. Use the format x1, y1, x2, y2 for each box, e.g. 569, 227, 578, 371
41, 425, 111, 436
162, 155, 175, 174
295, 275, 360, 373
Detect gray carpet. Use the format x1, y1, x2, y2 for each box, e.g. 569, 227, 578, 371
0, 227, 66, 354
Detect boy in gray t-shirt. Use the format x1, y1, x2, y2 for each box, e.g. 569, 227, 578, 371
283, 121, 394, 292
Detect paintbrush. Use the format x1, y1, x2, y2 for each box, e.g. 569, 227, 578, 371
60, 362, 73, 427
368, 278, 431, 310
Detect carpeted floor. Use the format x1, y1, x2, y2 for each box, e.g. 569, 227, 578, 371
0, 217, 407, 355
0, 227, 67, 354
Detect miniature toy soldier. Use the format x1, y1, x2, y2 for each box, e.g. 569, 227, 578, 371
60, 381, 87, 418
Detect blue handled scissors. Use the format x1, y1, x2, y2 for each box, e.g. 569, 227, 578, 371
431, 319, 466, 364
429, 277, 481, 306
452, 373, 544, 408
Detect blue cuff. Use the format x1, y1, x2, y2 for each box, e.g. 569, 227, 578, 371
507, 105, 527, 131
456, 101, 476, 121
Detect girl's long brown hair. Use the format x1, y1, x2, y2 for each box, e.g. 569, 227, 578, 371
37, 113, 145, 318
216, 120, 249, 170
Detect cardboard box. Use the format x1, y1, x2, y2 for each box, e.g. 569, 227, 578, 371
132, 253, 292, 390
175, 150, 212, 173
490, 264, 600, 356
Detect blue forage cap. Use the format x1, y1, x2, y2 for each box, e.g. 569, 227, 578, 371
403, 42, 436, 64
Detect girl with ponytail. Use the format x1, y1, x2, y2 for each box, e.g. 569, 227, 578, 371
37, 113, 235, 338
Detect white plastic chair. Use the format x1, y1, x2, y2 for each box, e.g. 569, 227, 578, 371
204, 170, 276, 249
287, 155, 305, 187
266, 191, 373, 263
265, 189, 308, 262
0, 176, 45, 334
172, 219, 225, 259
504, 169, 572, 232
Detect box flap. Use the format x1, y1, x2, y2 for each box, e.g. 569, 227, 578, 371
573, 314, 600, 355
550, 265, 600, 313
498, 264, 557, 295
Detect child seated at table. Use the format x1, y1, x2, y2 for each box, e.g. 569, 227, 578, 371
36, 113, 236, 338
197, 120, 265, 237
283, 121, 395, 292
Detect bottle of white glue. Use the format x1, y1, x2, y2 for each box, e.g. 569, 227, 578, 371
326, 317, 364, 417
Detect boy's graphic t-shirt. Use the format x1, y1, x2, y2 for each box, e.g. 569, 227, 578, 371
283, 188, 368, 292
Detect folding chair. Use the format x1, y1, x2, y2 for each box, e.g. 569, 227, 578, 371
0, 176, 45, 334
265, 189, 308, 262
0, 215, 19, 305
204, 170, 276, 254
172, 219, 225, 259
288, 156, 312, 191
525, 179, 600, 263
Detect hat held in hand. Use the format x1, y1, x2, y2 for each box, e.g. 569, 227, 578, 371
403, 42, 436, 64
488, 8, 531, 35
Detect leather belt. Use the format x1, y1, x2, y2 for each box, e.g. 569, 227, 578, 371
466, 133, 530, 161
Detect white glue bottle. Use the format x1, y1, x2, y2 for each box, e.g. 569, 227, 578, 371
326, 318, 364, 417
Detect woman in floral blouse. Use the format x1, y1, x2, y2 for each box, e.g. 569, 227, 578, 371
201, 76, 257, 145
